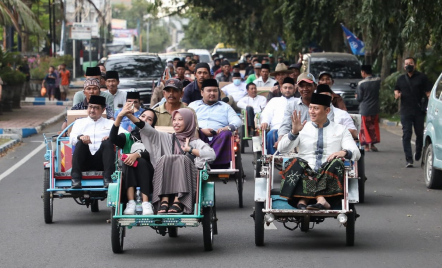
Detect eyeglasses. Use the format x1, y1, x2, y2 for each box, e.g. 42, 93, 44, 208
88, 105, 102, 110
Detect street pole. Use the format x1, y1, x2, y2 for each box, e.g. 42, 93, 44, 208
73, 40, 76, 79
89, 38, 92, 67
146, 19, 149, 52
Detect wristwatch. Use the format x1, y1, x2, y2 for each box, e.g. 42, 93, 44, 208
188, 146, 194, 154
227, 126, 232, 132
77, 135, 84, 141
342, 149, 349, 157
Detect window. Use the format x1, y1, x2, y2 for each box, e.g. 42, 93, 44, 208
310, 57, 362, 79
105, 56, 164, 78
436, 78, 442, 100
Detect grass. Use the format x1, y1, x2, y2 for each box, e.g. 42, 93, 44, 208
0, 138, 11, 146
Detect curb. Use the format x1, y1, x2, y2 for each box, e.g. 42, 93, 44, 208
22, 97, 72, 106
0, 134, 22, 154
0, 110, 66, 138
380, 118, 402, 127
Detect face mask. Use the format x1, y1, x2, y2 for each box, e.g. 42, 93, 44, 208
233, 79, 241, 86
405, 65, 414, 73
185, 74, 191, 78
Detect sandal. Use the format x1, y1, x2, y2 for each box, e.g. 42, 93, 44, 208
157, 201, 169, 214
168, 202, 184, 214
371, 146, 378, 152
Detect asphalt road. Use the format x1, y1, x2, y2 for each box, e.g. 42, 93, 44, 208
0, 123, 441, 268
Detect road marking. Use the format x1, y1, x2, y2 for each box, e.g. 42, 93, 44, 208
0, 142, 46, 182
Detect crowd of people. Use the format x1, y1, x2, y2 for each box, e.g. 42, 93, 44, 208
63, 53, 430, 214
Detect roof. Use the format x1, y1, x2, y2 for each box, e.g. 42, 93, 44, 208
305, 52, 358, 59
107, 52, 159, 59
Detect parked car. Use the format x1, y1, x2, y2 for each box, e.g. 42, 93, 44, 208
422, 74, 442, 188
187, 49, 213, 67
104, 52, 164, 106
302, 52, 362, 112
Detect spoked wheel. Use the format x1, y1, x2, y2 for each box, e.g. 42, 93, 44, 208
168, 227, 178, 238
91, 199, 99, 212
254, 202, 264, 246
300, 216, 310, 232
202, 207, 214, 251
43, 169, 53, 224
357, 149, 366, 203
254, 151, 262, 178
111, 207, 125, 253
235, 154, 244, 208
212, 186, 218, 235
346, 204, 356, 246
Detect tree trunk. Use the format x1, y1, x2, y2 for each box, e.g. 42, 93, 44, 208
396, 53, 403, 72
380, 52, 392, 81
21, 0, 34, 53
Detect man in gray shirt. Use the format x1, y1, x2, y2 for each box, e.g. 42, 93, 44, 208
356, 65, 381, 152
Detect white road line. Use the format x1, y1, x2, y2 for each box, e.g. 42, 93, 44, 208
0, 142, 46, 182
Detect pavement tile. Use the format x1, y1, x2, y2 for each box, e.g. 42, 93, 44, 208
0, 106, 68, 128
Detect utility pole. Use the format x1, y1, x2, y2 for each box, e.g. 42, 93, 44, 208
146, 19, 149, 52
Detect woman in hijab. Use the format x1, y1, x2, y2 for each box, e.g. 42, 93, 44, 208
110, 108, 158, 215
122, 103, 215, 214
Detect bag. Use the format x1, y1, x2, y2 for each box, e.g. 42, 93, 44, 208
41, 87, 47, 97
129, 133, 147, 154
172, 134, 196, 162
404, 74, 428, 114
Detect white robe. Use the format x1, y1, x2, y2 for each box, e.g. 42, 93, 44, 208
260, 96, 295, 130
70, 116, 114, 155
237, 95, 267, 113
278, 121, 361, 170
221, 82, 247, 102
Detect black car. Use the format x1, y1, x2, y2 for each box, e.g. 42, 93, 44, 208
104, 53, 164, 106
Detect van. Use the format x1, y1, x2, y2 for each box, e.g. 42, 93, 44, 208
212, 43, 239, 66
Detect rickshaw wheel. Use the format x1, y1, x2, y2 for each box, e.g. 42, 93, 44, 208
91, 200, 99, 212
168, 227, 178, 237
357, 149, 366, 203
111, 207, 125, 253
202, 207, 214, 251
43, 169, 53, 224
254, 151, 262, 178
300, 216, 310, 232
235, 154, 244, 208
240, 125, 246, 154
346, 204, 356, 246
254, 202, 264, 246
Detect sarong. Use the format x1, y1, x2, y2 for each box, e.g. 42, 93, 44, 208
280, 158, 345, 201
266, 129, 278, 155
360, 114, 380, 146
152, 155, 197, 214
199, 130, 232, 168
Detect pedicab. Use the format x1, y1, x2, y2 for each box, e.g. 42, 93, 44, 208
252, 115, 366, 246
107, 154, 217, 253
42, 122, 120, 223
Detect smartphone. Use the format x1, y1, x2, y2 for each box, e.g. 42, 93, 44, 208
210, 130, 217, 136
121, 154, 138, 167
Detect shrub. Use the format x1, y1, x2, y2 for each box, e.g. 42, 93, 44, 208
380, 71, 401, 116
30, 55, 73, 80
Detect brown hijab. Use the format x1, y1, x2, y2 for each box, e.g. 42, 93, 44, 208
172, 108, 197, 154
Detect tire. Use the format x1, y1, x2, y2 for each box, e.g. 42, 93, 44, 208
168, 227, 178, 238
424, 143, 442, 189
91, 199, 99, 212
346, 204, 356, 246
202, 207, 214, 251
240, 125, 246, 154
235, 154, 244, 208
254, 202, 264, 246
254, 151, 262, 179
300, 216, 309, 232
357, 149, 366, 203
111, 207, 125, 253
43, 169, 53, 224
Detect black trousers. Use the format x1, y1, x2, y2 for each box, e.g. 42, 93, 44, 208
122, 158, 154, 197
400, 112, 425, 162
71, 139, 115, 179
245, 106, 255, 128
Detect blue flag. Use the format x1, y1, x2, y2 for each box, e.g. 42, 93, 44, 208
277, 37, 286, 51
340, 24, 365, 56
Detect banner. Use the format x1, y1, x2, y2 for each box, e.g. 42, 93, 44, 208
340, 24, 365, 56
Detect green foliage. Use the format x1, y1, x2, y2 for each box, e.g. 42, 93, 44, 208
379, 71, 401, 115
29, 55, 73, 80
0, 49, 26, 85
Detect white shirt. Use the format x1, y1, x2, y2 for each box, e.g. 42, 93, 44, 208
278, 121, 361, 170
253, 76, 276, 87
221, 82, 247, 102
260, 96, 295, 130
332, 105, 356, 131
237, 95, 267, 113
104, 89, 127, 111
70, 117, 115, 155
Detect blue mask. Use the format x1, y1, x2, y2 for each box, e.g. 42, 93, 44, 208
233, 79, 241, 86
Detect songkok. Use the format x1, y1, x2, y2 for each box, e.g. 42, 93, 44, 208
282, 77, 295, 85
297, 72, 316, 84
202, 79, 218, 89
232, 72, 241, 78
261, 64, 271, 70
85, 67, 101, 76
126, 91, 140, 100
195, 62, 211, 73
164, 78, 183, 91
105, 71, 119, 80
311, 93, 331, 107
89, 95, 106, 106
221, 60, 230, 66
83, 78, 100, 89
183, 80, 191, 88
288, 63, 302, 70
233, 64, 240, 69
316, 84, 334, 94
173, 57, 180, 61
176, 61, 186, 68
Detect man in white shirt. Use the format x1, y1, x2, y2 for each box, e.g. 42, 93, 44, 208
104, 71, 127, 112
237, 82, 267, 136
260, 77, 296, 154
278, 93, 360, 210
222, 72, 247, 112
253, 64, 276, 88
69, 95, 115, 189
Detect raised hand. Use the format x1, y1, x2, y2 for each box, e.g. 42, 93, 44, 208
181, 137, 191, 152
291, 110, 306, 135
